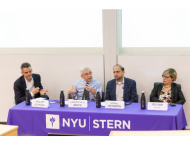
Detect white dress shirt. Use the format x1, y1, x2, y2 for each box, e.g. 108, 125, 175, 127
24, 77, 35, 98
116, 77, 124, 101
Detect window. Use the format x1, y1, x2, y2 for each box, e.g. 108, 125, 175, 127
121, 9, 190, 54
0, 9, 103, 53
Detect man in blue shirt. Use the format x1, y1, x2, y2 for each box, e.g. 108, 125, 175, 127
68, 66, 102, 101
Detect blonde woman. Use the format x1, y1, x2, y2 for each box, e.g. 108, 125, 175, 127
150, 68, 186, 105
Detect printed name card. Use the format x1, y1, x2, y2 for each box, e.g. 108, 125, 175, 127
32, 100, 50, 108
105, 101, 125, 109
68, 100, 88, 108
147, 102, 168, 111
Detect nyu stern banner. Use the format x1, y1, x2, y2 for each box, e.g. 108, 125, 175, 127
46, 112, 131, 136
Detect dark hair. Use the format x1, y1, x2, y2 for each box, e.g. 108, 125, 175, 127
113, 64, 124, 71
21, 62, 31, 70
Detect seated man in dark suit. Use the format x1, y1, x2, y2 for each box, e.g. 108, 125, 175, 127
14, 62, 49, 105
105, 64, 137, 102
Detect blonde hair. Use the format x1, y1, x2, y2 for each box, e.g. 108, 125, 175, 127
162, 68, 177, 81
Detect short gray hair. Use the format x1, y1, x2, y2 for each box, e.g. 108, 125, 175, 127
21, 62, 31, 70
80, 66, 91, 75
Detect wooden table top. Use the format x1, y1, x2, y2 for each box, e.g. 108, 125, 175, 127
110, 130, 190, 136
0, 125, 18, 136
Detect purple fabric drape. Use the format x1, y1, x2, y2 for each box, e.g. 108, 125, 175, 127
7, 101, 187, 136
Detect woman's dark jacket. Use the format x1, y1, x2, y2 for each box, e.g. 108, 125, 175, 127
150, 82, 186, 105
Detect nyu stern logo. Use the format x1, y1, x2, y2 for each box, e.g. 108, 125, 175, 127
46, 114, 60, 129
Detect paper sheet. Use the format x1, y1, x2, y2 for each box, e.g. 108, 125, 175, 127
30, 97, 46, 102
101, 102, 105, 107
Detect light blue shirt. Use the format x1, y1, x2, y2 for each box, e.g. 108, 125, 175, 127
71, 79, 102, 101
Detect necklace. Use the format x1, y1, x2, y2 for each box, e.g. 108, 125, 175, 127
164, 86, 171, 89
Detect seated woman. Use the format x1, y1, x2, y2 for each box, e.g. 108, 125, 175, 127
150, 68, 186, 105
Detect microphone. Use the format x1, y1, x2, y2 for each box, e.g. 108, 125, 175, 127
86, 82, 89, 88
82, 82, 89, 100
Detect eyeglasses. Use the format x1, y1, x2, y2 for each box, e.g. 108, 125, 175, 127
84, 72, 93, 77
162, 75, 171, 79
113, 71, 121, 74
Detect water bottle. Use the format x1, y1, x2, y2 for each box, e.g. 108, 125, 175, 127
26, 88, 30, 105
60, 89, 65, 107
96, 90, 101, 108
141, 91, 146, 109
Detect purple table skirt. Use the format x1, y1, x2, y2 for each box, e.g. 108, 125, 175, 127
7, 101, 187, 136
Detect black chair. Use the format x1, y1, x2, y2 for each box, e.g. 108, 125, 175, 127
101, 92, 104, 102
136, 94, 139, 103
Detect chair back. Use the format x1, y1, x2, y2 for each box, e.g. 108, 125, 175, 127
101, 92, 105, 102
136, 94, 139, 103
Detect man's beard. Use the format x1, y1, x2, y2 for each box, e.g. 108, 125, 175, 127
116, 76, 123, 80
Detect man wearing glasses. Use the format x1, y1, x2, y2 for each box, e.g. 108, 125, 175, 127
68, 66, 102, 101
105, 64, 137, 102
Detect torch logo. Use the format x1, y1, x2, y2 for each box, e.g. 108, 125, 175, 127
50, 117, 55, 127
46, 114, 60, 129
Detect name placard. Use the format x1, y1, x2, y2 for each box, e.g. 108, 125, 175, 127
105, 101, 125, 109
32, 100, 50, 108
147, 102, 168, 111
68, 100, 87, 108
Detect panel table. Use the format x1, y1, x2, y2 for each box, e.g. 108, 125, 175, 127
7, 101, 187, 136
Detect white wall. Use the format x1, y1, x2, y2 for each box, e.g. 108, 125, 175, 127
118, 55, 190, 129
1, 55, 190, 130
0, 9, 189, 131
0, 55, 104, 122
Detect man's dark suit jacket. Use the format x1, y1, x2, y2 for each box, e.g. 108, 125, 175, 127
150, 82, 186, 105
105, 77, 137, 102
14, 73, 44, 105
